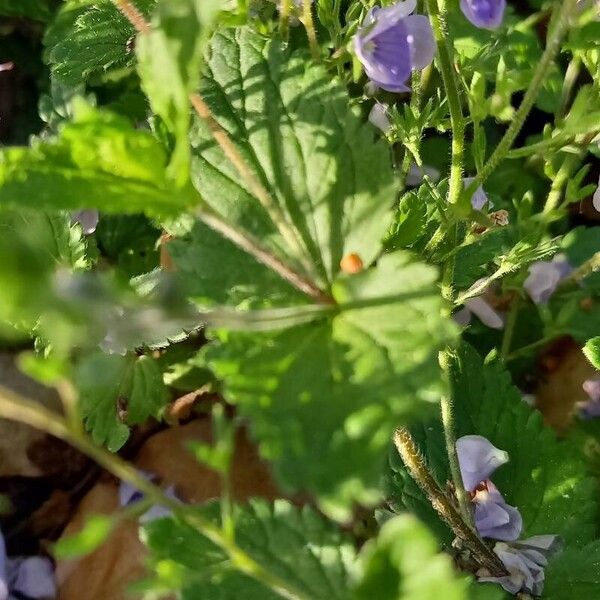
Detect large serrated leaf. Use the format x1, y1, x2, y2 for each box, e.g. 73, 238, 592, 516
142, 499, 359, 599
75, 352, 168, 451
0, 104, 196, 216
203, 253, 456, 519
191, 27, 395, 285
44, 0, 155, 85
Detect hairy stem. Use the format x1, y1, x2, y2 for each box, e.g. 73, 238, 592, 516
300, 0, 320, 59
114, 0, 150, 33
0, 385, 306, 600
543, 152, 579, 214
393, 428, 506, 576
425, 0, 465, 205
467, 0, 578, 195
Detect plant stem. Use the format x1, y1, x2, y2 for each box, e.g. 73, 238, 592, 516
279, 0, 291, 41
557, 55, 581, 119
393, 428, 506, 576
0, 385, 307, 600
198, 207, 333, 304
466, 0, 578, 195
438, 350, 473, 527
300, 0, 320, 59
543, 152, 579, 214
566, 251, 600, 283
425, 0, 465, 205
114, 0, 150, 33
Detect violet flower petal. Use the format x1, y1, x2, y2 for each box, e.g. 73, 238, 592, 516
463, 177, 489, 211
456, 435, 509, 492
119, 473, 179, 523
464, 297, 504, 329
577, 379, 600, 418
460, 0, 506, 29
0, 531, 8, 600
524, 254, 573, 304
473, 481, 522, 541
368, 103, 391, 133
354, 1, 433, 93
593, 176, 600, 212
8, 557, 56, 599
403, 15, 435, 70
71, 209, 99, 235
478, 535, 562, 596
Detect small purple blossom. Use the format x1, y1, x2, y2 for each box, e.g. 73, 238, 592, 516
577, 377, 600, 418
524, 254, 573, 304
460, 0, 506, 29
592, 175, 600, 213
472, 480, 522, 541
454, 297, 504, 329
456, 435, 509, 492
406, 163, 440, 187
119, 470, 179, 523
478, 535, 562, 596
354, 0, 435, 93
368, 103, 392, 133
0, 529, 56, 600
71, 209, 99, 235
463, 177, 489, 211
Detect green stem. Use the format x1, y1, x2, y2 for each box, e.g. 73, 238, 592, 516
279, 0, 291, 41
0, 385, 307, 600
556, 55, 581, 119
543, 152, 579, 214
425, 0, 465, 205
505, 335, 558, 361
301, 0, 320, 59
466, 0, 578, 195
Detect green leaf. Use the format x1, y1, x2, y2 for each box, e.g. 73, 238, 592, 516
354, 515, 468, 600
204, 253, 455, 518
543, 541, 600, 599
137, 0, 219, 185
75, 352, 168, 451
168, 220, 303, 308
142, 499, 359, 599
583, 337, 600, 370
384, 189, 427, 251
192, 27, 395, 284
44, 0, 155, 85
53, 515, 114, 559
388, 344, 597, 548
0, 103, 196, 217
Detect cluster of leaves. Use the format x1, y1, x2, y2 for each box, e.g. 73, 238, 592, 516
0, 0, 600, 598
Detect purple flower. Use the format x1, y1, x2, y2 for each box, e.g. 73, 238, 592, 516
524, 254, 573, 304
368, 103, 392, 133
460, 0, 506, 29
406, 163, 440, 187
456, 435, 509, 492
0, 529, 56, 600
472, 480, 522, 541
119, 471, 179, 523
577, 378, 600, 418
71, 209, 99, 235
463, 177, 489, 211
454, 298, 504, 329
354, 0, 435, 93
478, 535, 562, 596
592, 175, 600, 213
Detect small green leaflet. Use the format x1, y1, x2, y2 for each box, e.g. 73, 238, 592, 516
75, 352, 168, 451
137, 0, 220, 186
44, 0, 155, 85
191, 27, 396, 285
583, 337, 600, 370
142, 499, 359, 599
543, 541, 600, 599
203, 253, 456, 519
0, 103, 197, 217
354, 515, 468, 600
